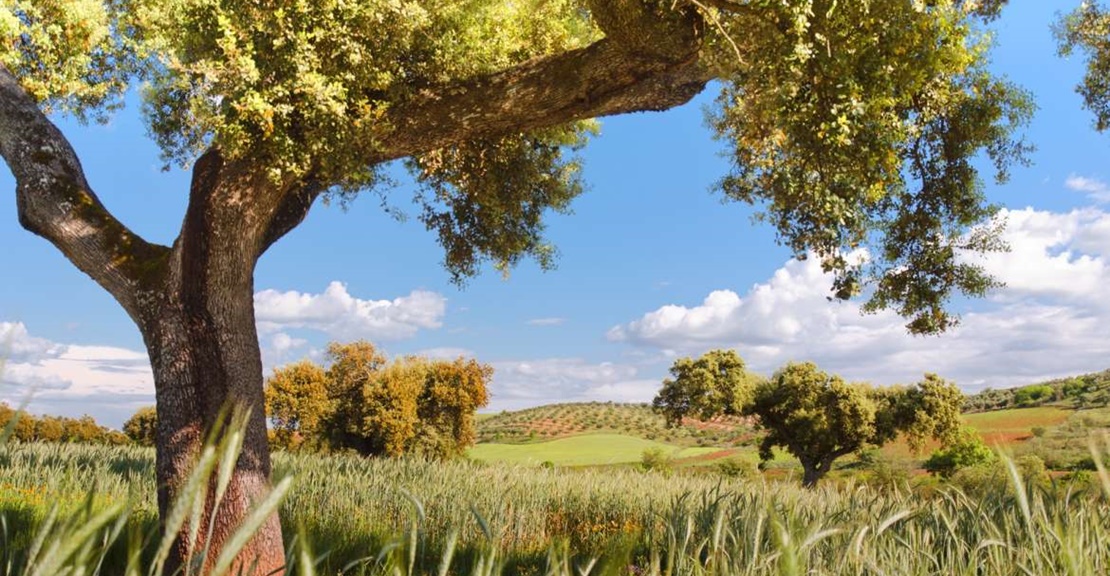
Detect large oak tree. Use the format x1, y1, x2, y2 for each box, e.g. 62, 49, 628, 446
0, 0, 1033, 572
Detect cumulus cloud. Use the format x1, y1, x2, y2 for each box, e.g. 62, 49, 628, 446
254, 281, 447, 341
527, 317, 567, 326
609, 206, 1110, 393
487, 358, 657, 410
0, 323, 154, 427
415, 347, 475, 360
1066, 175, 1110, 204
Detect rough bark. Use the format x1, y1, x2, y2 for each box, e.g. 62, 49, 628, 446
0, 3, 717, 573
800, 449, 853, 488
366, 2, 710, 164
140, 151, 287, 575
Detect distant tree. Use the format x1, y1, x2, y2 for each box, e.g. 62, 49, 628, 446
1013, 384, 1054, 407
264, 361, 329, 450
415, 357, 493, 458
652, 350, 761, 426
34, 415, 63, 442
923, 426, 996, 478
653, 354, 964, 487
318, 342, 492, 458
62, 415, 104, 443
0, 402, 33, 441
123, 406, 158, 447
11, 410, 35, 441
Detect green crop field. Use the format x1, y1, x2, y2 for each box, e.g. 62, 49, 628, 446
467, 433, 722, 466
5, 440, 1110, 575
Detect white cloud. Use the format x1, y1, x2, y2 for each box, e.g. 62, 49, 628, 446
0, 323, 154, 427
1066, 175, 1110, 204
254, 281, 447, 341
968, 207, 1109, 305
415, 347, 475, 360
527, 317, 566, 326
270, 332, 308, 354
487, 358, 655, 410
610, 206, 1110, 393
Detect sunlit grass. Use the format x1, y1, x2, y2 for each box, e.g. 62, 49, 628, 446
4, 434, 1110, 575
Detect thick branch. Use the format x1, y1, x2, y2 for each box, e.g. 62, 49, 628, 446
0, 66, 169, 319
373, 35, 710, 161
259, 180, 323, 255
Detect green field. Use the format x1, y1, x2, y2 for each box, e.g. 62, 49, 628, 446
4, 441, 1110, 575
467, 433, 721, 466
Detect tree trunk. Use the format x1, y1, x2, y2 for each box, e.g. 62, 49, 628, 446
136, 152, 289, 575
800, 458, 831, 489
800, 454, 843, 488
144, 296, 284, 575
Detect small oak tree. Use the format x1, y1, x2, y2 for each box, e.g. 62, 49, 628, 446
323, 347, 492, 458
653, 349, 761, 426
263, 360, 329, 451
653, 352, 964, 487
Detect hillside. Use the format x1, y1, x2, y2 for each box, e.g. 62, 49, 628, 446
964, 368, 1110, 412
476, 401, 754, 447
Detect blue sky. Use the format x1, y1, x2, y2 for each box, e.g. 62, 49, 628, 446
2, 1, 1109, 428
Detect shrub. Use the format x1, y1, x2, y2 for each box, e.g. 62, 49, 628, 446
1014, 384, 1053, 407
717, 457, 758, 479
924, 427, 995, 478
640, 448, 672, 472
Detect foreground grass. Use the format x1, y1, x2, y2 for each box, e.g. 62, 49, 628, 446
5, 440, 1110, 575
467, 434, 721, 466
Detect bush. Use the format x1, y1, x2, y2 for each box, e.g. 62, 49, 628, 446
1013, 385, 1054, 407
123, 406, 158, 446
923, 427, 995, 478
717, 457, 758, 479
640, 448, 672, 472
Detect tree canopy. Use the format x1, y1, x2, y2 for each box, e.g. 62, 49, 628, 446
1058, 1, 1110, 132
1, 0, 1033, 330
652, 351, 964, 486
122, 405, 158, 446
263, 342, 492, 458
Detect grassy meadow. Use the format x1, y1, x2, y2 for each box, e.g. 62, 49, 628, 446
5, 438, 1110, 575
470, 402, 1089, 472
467, 434, 722, 466
5, 395, 1110, 574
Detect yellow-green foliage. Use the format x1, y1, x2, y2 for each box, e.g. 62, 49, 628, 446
121, 405, 157, 446
314, 341, 492, 458
0, 404, 127, 445
128, 0, 598, 179
0, 0, 136, 120
264, 361, 329, 450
